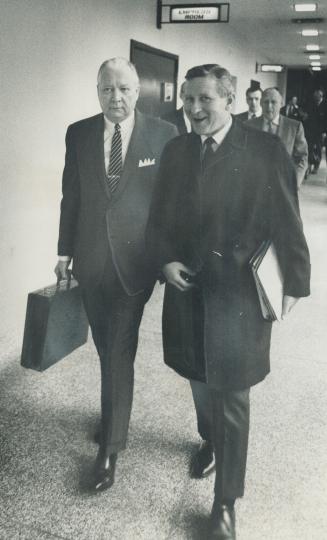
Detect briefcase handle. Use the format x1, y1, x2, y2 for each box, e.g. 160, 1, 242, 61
56, 269, 72, 291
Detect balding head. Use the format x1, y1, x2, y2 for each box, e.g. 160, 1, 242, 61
261, 87, 283, 122
97, 57, 140, 123
97, 57, 139, 85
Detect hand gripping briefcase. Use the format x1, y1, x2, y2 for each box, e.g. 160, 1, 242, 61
21, 274, 89, 371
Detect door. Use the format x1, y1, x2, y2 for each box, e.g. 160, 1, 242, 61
130, 40, 178, 118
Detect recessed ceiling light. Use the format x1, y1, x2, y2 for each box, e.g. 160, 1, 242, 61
306, 44, 320, 51
309, 54, 321, 59
261, 64, 284, 72
294, 3, 317, 11
302, 29, 319, 36
312, 66, 322, 71
311, 61, 321, 66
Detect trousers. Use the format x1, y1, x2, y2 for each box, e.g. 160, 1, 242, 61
190, 379, 250, 501
82, 252, 152, 454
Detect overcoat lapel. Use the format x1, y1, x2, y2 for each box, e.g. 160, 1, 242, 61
204, 119, 248, 171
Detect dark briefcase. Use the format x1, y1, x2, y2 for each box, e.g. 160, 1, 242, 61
21, 275, 89, 371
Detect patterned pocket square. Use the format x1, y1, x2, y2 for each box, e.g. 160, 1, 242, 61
138, 158, 155, 167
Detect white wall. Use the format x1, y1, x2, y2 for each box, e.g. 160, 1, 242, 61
0, 0, 279, 342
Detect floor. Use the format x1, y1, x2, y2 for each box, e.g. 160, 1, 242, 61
0, 164, 326, 540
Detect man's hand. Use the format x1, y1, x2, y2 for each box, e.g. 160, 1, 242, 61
54, 260, 71, 281
281, 295, 299, 319
162, 262, 196, 292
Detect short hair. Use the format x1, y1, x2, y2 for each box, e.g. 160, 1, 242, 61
246, 86, 262, 97
262, 87, 283, 100
185, 64, 234, 99
97, 57, 140, 85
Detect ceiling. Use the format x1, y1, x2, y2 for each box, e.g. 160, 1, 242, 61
227, 0, 327, 68
170, 0, 327, 69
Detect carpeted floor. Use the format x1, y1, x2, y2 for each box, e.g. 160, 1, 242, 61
0, 167, 326, 540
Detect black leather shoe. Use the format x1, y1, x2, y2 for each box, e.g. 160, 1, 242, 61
93, 450, 117, 492
210, 502, 236, 540
189, 440, 215, 478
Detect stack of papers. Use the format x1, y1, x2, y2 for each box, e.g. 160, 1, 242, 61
249, 241, 284, 321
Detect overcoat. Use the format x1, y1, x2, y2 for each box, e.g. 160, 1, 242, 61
58, 110, 177, 295
147, 119, 311, 391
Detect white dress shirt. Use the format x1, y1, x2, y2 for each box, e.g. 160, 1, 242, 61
247, 108, 262, 120
200, 116, 233, 151
103, 113, 135, 172
263, 115, 279, 135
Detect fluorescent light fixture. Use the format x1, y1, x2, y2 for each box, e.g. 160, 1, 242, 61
310, 61, 321, 66
261, 64, 284, 72
309, 54, 321, 59
306, 44, 320, 51
312, 66, 321, 71
301, 29, 319, 36
294, 3, 317, 11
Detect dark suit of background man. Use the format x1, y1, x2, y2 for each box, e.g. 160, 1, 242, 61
55, 57, 177, 492
248, 87, 308, 187
304, 89, 327, 174
162, 81, 191, 134
146, 65, 310, 540
235, 86, 262, 122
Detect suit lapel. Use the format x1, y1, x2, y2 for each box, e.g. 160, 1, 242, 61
84, 114, 109, 196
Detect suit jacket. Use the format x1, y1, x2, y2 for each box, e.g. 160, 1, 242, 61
147, 119, 310, 390
58, 110, 177, 295
162, 107, 188, 135
247, 115, 308, 186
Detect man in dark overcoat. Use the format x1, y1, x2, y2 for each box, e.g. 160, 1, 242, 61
55, 57, 177, 492
146, 64, 310, 540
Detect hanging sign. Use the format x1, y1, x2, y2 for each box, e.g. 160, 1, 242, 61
171, 6, 219, 22
157, 2, 229, 28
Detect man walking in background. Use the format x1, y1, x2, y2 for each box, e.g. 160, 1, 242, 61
304, 89, 327, 174
248, 87, 308, 187
55, 57, 177, 492
235, 86, 262, 122
162, 81, 191, 134
147, 64, 310, 539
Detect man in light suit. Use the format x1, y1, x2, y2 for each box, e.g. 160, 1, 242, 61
147, 65, 310, 539
248, 87, 308, 187
162, 81, 191, 134
235, 86, 262, 122
55, 57, 177, 492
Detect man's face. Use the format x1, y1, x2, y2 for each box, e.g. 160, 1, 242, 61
314, 90, 323, 104
246, 90, 262, 113
183, 76, 232, 136
97, 65, 140, 123
261, 89, 282, 122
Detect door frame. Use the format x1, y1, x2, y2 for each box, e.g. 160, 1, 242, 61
130, 39, 179, 111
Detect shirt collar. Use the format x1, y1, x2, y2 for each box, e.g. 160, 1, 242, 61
248, 107, 262, 119
200, 116, 233, 146
104, 112, 135, 136
263, 114, 280, 127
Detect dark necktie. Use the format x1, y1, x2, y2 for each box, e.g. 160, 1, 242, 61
202, 136, 215, 170
267, 121, 274, 134
107, 123, 122, 193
